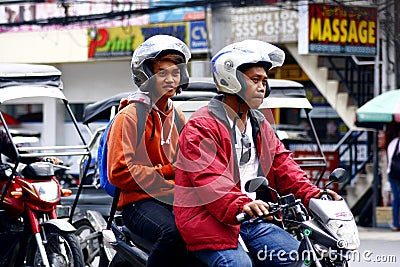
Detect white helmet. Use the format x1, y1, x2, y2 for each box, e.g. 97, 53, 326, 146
211, 40, 285, 95
131, 35, 191, 91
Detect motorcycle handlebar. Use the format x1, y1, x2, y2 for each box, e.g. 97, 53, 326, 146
319, 191, 334, 201
235, 198, 308, 223
236, 202, 281, 223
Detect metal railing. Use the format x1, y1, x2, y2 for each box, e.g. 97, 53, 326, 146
326, 56, 375, 107
333, 129, 374, 190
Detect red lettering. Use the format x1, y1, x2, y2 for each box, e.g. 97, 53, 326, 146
88, 29, 109, 58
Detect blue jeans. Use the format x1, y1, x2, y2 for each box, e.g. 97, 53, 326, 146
122, 199, 187, 267
193, 221, 300, 267
389, 174, 400, 227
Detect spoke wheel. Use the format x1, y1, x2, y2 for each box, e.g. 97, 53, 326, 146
74, 219, 109, 267
26, 225, 84, 267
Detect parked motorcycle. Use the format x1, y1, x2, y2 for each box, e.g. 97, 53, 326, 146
0, 161, 84, 266
237, 168, 360, 267
0, 63, 92, 267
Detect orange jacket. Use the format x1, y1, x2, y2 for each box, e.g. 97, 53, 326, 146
107, 101, 185, 209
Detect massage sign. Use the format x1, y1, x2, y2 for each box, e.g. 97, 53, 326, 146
298, 3, 378, 56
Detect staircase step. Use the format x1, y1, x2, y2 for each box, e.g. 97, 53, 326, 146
344, 172, 374, 209
355, 174, 369, 183
325, 80, 339, 103
376, 206, 393, 227
285, 43, 357, 129
365, 163, 374, 174
336, 92, 349, 110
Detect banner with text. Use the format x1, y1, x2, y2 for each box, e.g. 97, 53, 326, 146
88, 21, 207, 58
232, 6, 298, 43
298, 3, 377, 56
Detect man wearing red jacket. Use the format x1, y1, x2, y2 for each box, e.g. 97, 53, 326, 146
174, 40, 340, 267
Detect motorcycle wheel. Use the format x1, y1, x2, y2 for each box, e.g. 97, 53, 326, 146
74, 219, 109, 267
25, 225, 84, 267
109, 252, 136, 267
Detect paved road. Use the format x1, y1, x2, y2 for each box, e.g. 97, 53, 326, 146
349, 227, 400, 266
89, 226, 400, 267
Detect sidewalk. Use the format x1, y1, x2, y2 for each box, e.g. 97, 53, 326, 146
358, 226, 400, 240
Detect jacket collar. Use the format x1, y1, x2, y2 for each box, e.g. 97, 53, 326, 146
208, 95, 266, 128
208, 94, 267, 183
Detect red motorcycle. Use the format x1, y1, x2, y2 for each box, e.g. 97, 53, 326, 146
0, 63, 90, 266
0, 161, 84, 266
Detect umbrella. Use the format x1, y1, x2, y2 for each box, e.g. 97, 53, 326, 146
354, 89, 400, 227
356, 89, 400, 128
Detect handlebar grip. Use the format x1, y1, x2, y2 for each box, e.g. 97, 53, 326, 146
236, 212, 250, 223
320, 193, 333, 201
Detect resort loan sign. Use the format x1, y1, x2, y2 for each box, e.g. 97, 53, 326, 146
298, 3, 377, 56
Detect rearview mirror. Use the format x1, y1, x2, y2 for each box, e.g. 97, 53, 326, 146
328, 168, 348, 184
244, 177, 269, 193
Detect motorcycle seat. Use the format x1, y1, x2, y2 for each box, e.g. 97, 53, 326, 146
21, 162, 54, 180
121, 225, 153, 253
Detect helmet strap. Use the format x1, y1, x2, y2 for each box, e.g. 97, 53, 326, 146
236, 95, 244, 119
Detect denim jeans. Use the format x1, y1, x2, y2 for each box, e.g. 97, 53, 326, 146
122, 199, 187, 267
389, 174, 400, 227
193, 220, 300, 267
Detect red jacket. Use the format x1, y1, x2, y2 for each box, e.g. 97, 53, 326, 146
173, 96, 321, 251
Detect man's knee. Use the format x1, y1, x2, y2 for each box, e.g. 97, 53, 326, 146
212, 254, 252, 267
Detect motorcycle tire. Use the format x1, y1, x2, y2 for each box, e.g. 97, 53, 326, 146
74, 219, 109, 267
109, 252, 137, 267
25, 224, 85, 267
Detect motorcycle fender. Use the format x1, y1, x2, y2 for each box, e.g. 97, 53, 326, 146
86, 210, 107, 232
42, 218, 76, 232
300, 220, 338, 248
71, 210, 107, 232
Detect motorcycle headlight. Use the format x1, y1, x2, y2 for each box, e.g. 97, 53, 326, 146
326, 219, 360, 250
32, 180, 60, 202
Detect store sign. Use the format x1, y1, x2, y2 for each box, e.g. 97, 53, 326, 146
88, 27, 139, 58
88, 21, 207, 58
231, 6, 298, 43
298, 3, 377, 56
189, 21, 208, 52
88, 24, 186, 58
149, 0, 205, 23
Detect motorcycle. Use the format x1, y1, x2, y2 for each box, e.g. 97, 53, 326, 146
100, 188, 206, 267
237, 168, 360, 267
0, 161, 84, 267
0, 63, 93, 267
102, 168, 358, 267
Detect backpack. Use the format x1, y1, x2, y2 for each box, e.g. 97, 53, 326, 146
97, 102, 183, 196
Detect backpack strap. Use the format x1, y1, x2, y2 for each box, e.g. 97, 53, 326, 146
173, 107, 184, 133
135, 101, 148, 148
107, 187, 120, 229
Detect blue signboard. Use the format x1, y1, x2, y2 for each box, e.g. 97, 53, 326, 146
149, 0, 205, 23
189, 20, 208, 52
